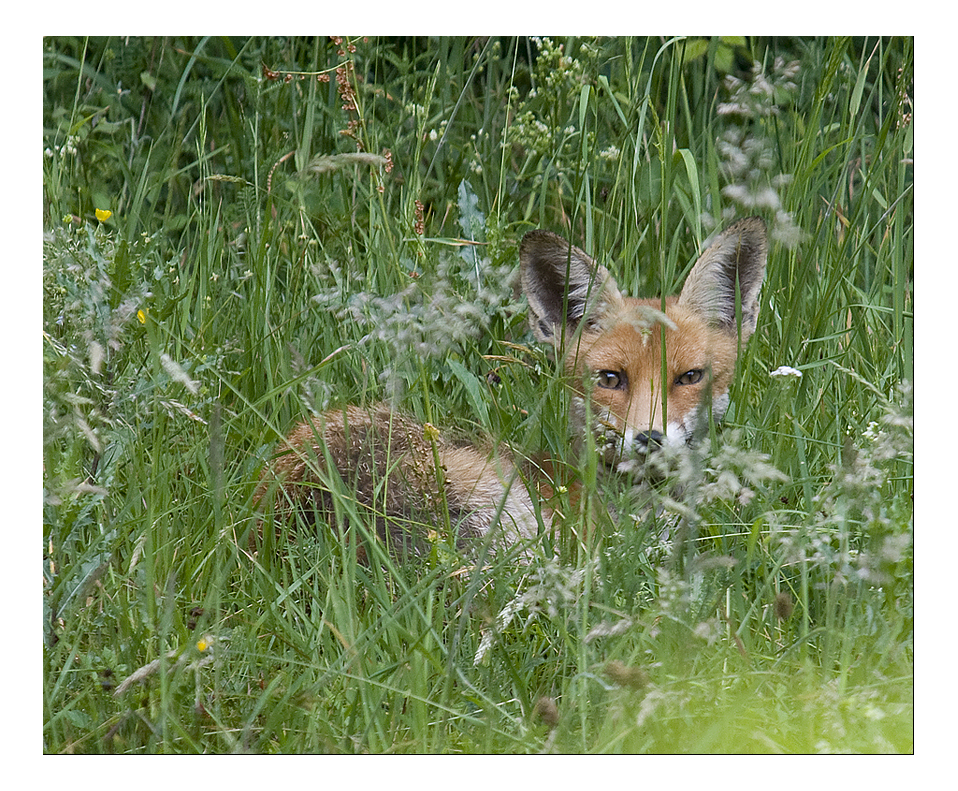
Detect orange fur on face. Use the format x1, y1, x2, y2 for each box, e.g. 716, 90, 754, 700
522, 218, 766, 453
572, 296, 740, 440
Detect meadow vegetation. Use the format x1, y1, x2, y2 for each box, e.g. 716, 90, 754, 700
43, 36, 913, 753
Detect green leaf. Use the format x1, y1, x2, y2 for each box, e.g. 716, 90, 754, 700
446, 358, 489, 426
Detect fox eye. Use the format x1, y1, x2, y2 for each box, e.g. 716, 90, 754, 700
675, 369, 704, 386
596, 370, 626, 389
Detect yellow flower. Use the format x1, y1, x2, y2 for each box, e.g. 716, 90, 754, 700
95, 208, 112, 222
137, 309, 146, 324
197, 638, 209, 652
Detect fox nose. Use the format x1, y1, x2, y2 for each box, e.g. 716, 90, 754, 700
635, 430, 664, 452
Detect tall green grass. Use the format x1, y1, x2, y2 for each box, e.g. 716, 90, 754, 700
43, 36, 912, 753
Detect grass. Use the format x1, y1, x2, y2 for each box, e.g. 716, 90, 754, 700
43, 36, 913, 754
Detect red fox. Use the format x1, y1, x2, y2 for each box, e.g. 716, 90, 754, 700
254, 217, 767, 556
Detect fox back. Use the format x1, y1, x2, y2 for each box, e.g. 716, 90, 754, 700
255, 217, 767, 555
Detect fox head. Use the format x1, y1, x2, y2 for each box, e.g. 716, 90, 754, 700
520, 217, 767, 468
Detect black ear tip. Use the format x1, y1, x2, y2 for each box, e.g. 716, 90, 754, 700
735, 216, 769, 244
520, 228, 567, 255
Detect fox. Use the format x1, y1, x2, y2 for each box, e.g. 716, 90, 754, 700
253, 217, 768, 557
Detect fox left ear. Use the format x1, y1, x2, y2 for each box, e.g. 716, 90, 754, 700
678, 216, 768, 341
520, 229, 625, 346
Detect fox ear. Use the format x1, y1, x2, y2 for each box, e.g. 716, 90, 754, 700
678, 216, 768, 340
520, 230, 624, 345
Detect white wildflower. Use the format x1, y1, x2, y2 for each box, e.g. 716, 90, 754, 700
599, 145, 621, 162
770, 365, 803, 378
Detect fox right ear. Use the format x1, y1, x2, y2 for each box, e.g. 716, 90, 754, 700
520, 230, 624, 346
678, 216, 768, 341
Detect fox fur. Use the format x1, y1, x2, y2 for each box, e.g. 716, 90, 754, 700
253, 217, 767, 556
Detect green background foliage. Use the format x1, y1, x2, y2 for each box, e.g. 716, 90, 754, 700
43, 36, 912, 753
